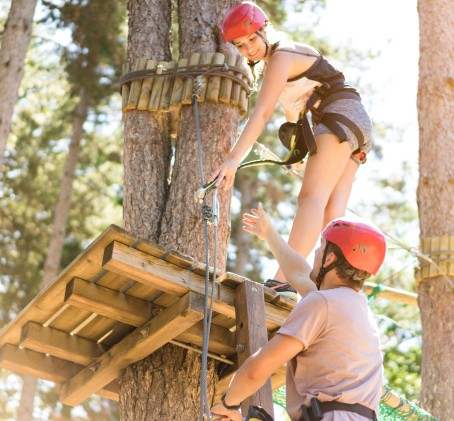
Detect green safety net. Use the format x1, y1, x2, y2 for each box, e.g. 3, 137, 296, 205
272, 386, 439, 420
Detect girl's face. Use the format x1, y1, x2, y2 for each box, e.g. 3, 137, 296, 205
233, 31, 267, 61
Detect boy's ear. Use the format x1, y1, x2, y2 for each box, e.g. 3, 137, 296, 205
323, 251, 337, 267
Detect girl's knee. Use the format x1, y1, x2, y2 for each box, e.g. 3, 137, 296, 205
296, 191, 327, 210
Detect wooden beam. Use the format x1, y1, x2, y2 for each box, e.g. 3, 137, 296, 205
235, 281, 274, 417
0, 344, 82, 383
177, 321, 236, 357
65, 278, 236, 356
59, 291, 205, 406
20, 321, 102, 366
65, 277, 154, 327
97, 379, 120, 401
102, 241, 288, 329
363, 282, 418, 306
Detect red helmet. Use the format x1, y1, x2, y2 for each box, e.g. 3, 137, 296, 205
221, 2, 269, 43
322, 217, 386, 275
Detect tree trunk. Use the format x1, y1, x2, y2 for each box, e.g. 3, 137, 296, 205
42, 89, 90, 287
416, 1, 454, 419
16, 375, 37, 421
0, 0, 38, 170
16, 88, 90, 421
120, 0, 241, 419
123, 0, 172, 242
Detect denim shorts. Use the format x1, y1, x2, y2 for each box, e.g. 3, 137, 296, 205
313, 99, 373, 165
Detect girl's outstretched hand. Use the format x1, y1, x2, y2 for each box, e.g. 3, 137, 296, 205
242, 203, 273, 241
211, 156, 239, 190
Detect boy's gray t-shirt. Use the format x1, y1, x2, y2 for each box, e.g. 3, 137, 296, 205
278, 287, 383, 420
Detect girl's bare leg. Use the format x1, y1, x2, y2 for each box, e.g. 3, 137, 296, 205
323, 158, 358, 226
272, 134, 355, 292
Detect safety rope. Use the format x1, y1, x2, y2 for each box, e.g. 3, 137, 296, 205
192, 79, 220, 421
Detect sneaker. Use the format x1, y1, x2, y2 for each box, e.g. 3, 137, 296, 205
263, 279, 297, 301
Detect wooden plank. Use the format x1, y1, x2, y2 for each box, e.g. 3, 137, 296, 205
102, 241, 288, 330
219, 54, 239, 104
182, 53, 201, 105
20, 321, 102, 366
148, 61, 170, 112
159, 61, 176, 111
0, 225, 138, 348
137, 59, 157, 110
0, 344, 82, 383
65, 277, 154, 327
43, 305, 93, 333
97, 379, 120, 401
170, 108, 180, 138
121, 64, 130, 113
439, 235, 449, 276
230, 55, 245, 106
429, 237, 439, 277
450, 236, 454, 276
126, 58, 147, 110
196, 53, 214, 102
59, 291, 205, 406
206, 52, 225, 102
169, 57, 189, 111
235, 281, 274, 416
177, 320, 236, 357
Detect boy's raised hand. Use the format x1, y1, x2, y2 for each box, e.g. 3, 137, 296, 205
242, 203, 274, 241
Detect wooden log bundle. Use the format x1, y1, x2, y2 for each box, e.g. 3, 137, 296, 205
120, 53, 252, 123
415, 235, 454, 287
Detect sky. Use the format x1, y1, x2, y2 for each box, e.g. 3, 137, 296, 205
313, 0, 420, 222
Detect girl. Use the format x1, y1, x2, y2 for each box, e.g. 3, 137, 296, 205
212, 2, 372, 299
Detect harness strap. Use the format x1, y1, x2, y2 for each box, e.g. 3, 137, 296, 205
301, 399, 377, 421
320, 112, 365, 152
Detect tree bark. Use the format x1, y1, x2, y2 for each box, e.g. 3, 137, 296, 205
123, 0, 172, 241
417, 0, 454, 419
0, 0, 38, 170
121, 1, 242, 419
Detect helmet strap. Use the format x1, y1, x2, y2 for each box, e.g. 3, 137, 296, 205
256, 30, 269, 58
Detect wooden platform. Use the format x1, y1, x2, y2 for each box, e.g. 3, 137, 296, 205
0, 225, 294, 407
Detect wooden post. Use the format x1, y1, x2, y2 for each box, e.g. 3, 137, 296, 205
234, 280, 274, 417
127, 58, 148, 110
239, 64, 250, 117
206, 52, 225, 102
219, 54, 238, 104
169, 58, 189, 111
159, 62, 176, 111
182, 53, 201, 105
121, 64, 130, 114
230, 55, 245, 107
137, 59, 157, 110
148, 61, 170, 112
197, 53, 214, 103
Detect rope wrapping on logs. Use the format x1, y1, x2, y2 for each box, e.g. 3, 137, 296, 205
120, 63, 254, 97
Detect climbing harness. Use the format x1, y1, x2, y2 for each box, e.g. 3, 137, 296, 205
300, 398, 377, 421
